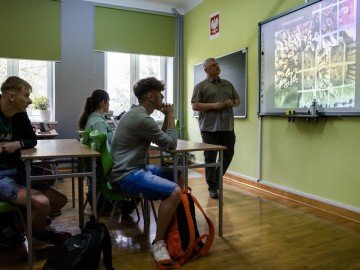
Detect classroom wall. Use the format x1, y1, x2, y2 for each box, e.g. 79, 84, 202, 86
55, 0, 104, 139
184, 0, 360, 212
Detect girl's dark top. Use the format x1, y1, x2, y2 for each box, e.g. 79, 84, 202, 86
0, 96, 37, 172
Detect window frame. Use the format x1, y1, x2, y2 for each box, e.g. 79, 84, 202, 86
0, 58, 55, 122
105, 52, 173, 121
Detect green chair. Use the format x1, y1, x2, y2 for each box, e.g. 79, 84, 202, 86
0, 201, 27, 241
78, 129, 92, 147
89, 130, 157, 228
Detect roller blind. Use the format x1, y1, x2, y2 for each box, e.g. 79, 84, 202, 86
0, 0, 61, 61
95, 6, 176, 57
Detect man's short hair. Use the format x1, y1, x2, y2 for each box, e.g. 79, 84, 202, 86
1, 76, 32, 94
133, 77, 165, 101
203, 58, 216, 69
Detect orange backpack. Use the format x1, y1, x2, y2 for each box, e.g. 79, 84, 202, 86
156, 187, 215, 269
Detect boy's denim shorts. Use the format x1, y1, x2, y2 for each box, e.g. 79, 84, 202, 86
113, 165, 178, 201
0, 167, 51, 203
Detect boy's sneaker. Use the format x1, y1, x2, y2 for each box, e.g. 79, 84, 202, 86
0, 232, 25, 248
34, 228, 72, 245
151, 240, 171, 262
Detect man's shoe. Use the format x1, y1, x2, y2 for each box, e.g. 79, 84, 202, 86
34, 228, 72, 245
151, 240, 171, 262
209, 191, 219, 199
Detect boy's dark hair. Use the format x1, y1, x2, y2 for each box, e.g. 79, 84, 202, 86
133, 77, 165, 102
1, 76, 32, 94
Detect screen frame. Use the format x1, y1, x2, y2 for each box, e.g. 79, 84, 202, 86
258, 0, 360, 117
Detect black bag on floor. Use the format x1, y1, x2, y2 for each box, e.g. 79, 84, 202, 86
42, 215, 115, 270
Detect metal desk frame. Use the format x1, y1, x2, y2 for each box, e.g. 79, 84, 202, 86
150, 139, 226, 237
21, 139, 99, 270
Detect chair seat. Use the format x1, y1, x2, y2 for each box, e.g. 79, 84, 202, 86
0, 201, 24, 212
0, 201, 28, 244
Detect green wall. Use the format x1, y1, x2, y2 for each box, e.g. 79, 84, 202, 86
184, 0, 360, 211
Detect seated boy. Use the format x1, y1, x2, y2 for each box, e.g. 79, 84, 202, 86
0, 76, 71, 247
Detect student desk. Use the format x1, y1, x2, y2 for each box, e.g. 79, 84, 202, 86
21, 139, 99, 270
150, 139, 226, 237
35, 128, 78, 207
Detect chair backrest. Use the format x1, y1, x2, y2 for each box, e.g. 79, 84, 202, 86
78, 129, 93, 172
89, 130, 113, 194
78, 129, 92, 147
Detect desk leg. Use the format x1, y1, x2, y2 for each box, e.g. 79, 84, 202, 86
71, 158, 75, 208
91, 157, 97, 220
183, 152, 188, 188
25, 160, 33, 270
77, 158, 84, 228
218, 149, 223, 237
172, 153, 178, 184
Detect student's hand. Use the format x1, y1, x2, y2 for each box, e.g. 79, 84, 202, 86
161, 103, 174, 116
0, 141, 21, 154
224, 99, 235, 108
213, 102, 224, 110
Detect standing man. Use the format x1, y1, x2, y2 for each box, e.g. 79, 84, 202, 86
109, 77, 185, 263
191, 58, 240, 199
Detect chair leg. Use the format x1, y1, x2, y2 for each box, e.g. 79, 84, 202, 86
139, 198, 146, 224
108, 201, 119, 229
150, 200, 158, 222
132, 198, 141, 223
14, 209, 27, 236
98, 198, 108, 220
83, 197, 88, 212
14, 209, 36, 261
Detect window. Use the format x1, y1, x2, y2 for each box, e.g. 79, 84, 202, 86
105, 52, 173, 120
0, 58, 54, 121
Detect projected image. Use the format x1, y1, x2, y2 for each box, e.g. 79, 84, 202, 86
274, 0, 356, 109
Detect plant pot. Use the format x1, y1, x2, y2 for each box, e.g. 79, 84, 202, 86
40, 110, 51, 122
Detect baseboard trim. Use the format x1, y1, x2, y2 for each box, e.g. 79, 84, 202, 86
192, 167, 360, 223
223, 172, 360, 224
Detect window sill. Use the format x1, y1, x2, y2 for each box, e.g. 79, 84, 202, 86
29, 116, 58, 125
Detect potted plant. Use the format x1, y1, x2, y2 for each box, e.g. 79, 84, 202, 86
32, 96, 51, 121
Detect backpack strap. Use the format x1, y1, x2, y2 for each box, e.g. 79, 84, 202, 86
177, 189, 197, 265
189, 191, 215, 257
100, 223, 115, 270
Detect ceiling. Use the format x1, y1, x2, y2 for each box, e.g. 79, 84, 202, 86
88, 0, 204, 14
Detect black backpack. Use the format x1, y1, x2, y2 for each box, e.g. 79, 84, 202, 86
42, 215, 115, 270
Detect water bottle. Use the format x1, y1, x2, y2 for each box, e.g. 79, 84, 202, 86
310, 99, 317, 115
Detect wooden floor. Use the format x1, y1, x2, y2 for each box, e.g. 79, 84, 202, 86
1, 171, 360, 270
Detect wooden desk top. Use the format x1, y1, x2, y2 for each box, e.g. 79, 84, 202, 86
36, 129, 59, 138
152, 139, 227, 153
21, 139, 100, 160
